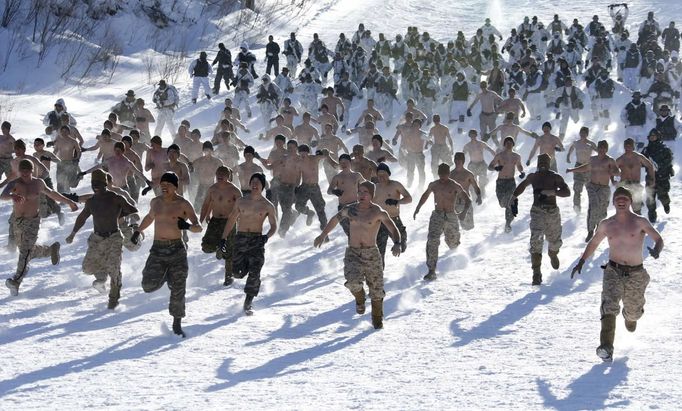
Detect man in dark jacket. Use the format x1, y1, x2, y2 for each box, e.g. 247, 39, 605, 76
265, 35, 281, 76
212, 43, 233, 94
642, 129, 674, 222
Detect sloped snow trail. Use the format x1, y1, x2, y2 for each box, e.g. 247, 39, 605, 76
0, 0, 681, 409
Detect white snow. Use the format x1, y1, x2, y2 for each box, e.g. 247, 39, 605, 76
0, 0, 681, 409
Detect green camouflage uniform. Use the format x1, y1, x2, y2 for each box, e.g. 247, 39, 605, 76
343, 246, 385, 300
455, 194, 474, 230
468, 161, 488, 196
430, 143, 453, 177
233, 232, 266, 296
376, 215, 407, 265
426, 210, 460, 272
39, 177, 61, 218
141, 239, 188, 318
294, 183, 328, 229
0, 157, 11, 179
600, 262, 650, 321
56, 160, 80, 193
496, 178, 517, 226
193, 183, 211, 212
275, 182, 297, 235
12, 216, 52, 284
82, 231, 123, 288
529, 205, 562, 254
586, 182, 610, 232
571, 163, 589, 208
201, 217, 236, 276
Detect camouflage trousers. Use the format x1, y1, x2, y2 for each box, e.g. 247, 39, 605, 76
126, 174, 144, 203
338, 204, 352, 237
646, 178, 671, 212
455, 195, 474, 230
572, 164, 590, 208
376, 215, 407, 265
233, 232, 266, 296
529, 205, 562, 254
405, 152, 426, 187
496, 178, 517, 226
39, 177, 61, 219
295, 183, 328, 229
266, 177, 280, 209
201, 217, 235, 276
430, 143, 453, 178
426, 210, 460, 271
12, 216, 51, 284
586, 182, 610, 232
82, 231, 123, 287
468, 161, 488, 196
618, 180, 644, 214
141, 239, 188, 318
343, 246, 385, 301
0, 158, 11, 180
56, 160, 80, 193
600, 262, 650, 321
194, 183, 211, 212
275, 182, 297, 235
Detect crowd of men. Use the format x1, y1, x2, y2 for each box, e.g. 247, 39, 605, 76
0, 5, 672, 361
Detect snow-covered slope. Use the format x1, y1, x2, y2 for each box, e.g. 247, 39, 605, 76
1, 0, 681, 409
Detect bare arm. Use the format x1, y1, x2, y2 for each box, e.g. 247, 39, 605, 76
199, 189, 212, 223
579, 220, 608, 261
265, 202, 278, 239
413, 184, 433, 218
397, 183, 412, 205
183, 200, 202, 233
222, 201, 241, 238
566, 143, 575, 162
66, 203, 92, 242
314, 209, 344, 247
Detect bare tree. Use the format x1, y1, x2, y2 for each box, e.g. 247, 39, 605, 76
1, 0, 22, 28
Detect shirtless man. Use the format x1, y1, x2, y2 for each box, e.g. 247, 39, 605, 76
315, 104, 340, 135
426, 114, 454, 178
487, 112, 538, 147
403, 99, 427, 123
192, 141, 224, 210
512, 154, 571, 285
33, 138, 59, 172
2, 159, 78, 296
59, 113, 84, 146
351, 145, 378, 181
0, 121, 15, 179
279, 98, 299, 129
261, 115, 293, 141
328, 154, 365, 236
259, 135, 287, 207
462, 129, 496, 197
567, 140, 621, 242
449, 152, 482, 230
119, 136, 145, 202
566, 126, 597, 212
392, 111, 415, 167
346, 120, 379, 148
320, 87, 345, 126
82, 142, 151, 198
220, 173, 277, 315
294, 145, 335, 229
526, 122, 564, 172
271, 140, 302, 237
616, 138, 655, 215
353, 98, 383, 128
134, 172, 202, 337
53, 125, 82, 192
317, 124, 349, 183
129, 130, 149, 159
571, 187, 664, 362
82, 128, 116, 162
366, 135, 397, 163
200, 166, 241, 286
497, 88, 527, 124
162, 144, 191, 197
414, 163, 471, 280
314, 181, 402, 329
65, 170, 137, 308
293, 112, 320, 146
403, 118, 429, 188
145, 136, 169, 195
237, 146, 264, 196
467, 80, 503, 138
488, 136, 525, 232
373, 163, 411, 264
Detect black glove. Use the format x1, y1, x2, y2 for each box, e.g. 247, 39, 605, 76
525, 160, 531, 166
578, 102, 584, 110
261, 235, 269, 244
141, 185, 153, 196
61, 192, 79, 202
40, 155, 51, 162
510, 198, 519, 217
519, 172, 526, 179
131, 231, 141, 245
77, 171, 87, 178
494, 165, 504, 172
555, 111, 561, 120
331, 189, 343, 197
340, 114, 344, 122
46, 141, 55, 148
555, 146, 564, 152
466, 109, 472, 117
385, 199, 399, 206
177, 217, 191, 230
571, 258, 585, 279
187, 162, 194, 173
315, 150, 323, 155
554, 102, 560, 109
219, 238, 227, 254
648, 246, 660, 259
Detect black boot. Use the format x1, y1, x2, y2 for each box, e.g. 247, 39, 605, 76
244, 295, 254, 316
548, 250, 560, 270
371, 299, 383, 329
648, 208, 657, 223
531, 253, 542, 285
624, 318, 637, 332
423, 270, 437, 281
585, 229, 594, 242
596, 314, 616, 362
351, 290, 366, 314
172, 317, 186, 338
223, 273, 234, 287
107, 283, 121, 309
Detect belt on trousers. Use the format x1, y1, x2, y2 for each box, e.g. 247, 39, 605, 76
95, 230, 120, 238
152, 239, 184, 246
603, 260, 643, 276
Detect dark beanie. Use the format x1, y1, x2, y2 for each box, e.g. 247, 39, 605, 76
160, 172, 179, 187
377, 162, 391, 175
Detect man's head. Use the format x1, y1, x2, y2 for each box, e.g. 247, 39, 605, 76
624, 138, 635, 152
1, 121, 10, 134
358, 181, 375, 203
286, 139, 298, 153
352, 144, 365, 157
114, 141, 125, 155
579, 126, 589, 138
33, 138, 44, 151
167, 143, 180, 161
542, 121, 552, 133
537, 153, 551, 171
250, 173, 266, 194
274, 134, 286, 148
454, 152, 465, 167
376, 162, 391, 181
371, 134, 383, 149
437, 163, 451, 179
339, 153, 352, 169
150, 135, 162, 147
216, 166, 232, 182
503, 136, 515, 149
160, 172, 179, 194
14, 139, 26, 156
612, 186, 632, 210
91, 169, 108, 192
597, 140, 608, 155
18, 158, 33, 178
468, 129, 478, 140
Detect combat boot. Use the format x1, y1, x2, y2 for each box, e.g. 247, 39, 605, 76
107, 283, 121, 309
624, 318, 637, 332
548, 250, 560, 270
648, 208, 657, 223
585, 230, 594, 242
351, 289, 366, 314
244, 295, 254, 316
223, 273, 234, 287
596, 314, 616, 362
423, 270, 437, 281
531, 253, 542, 285
371, 299, 383, 329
